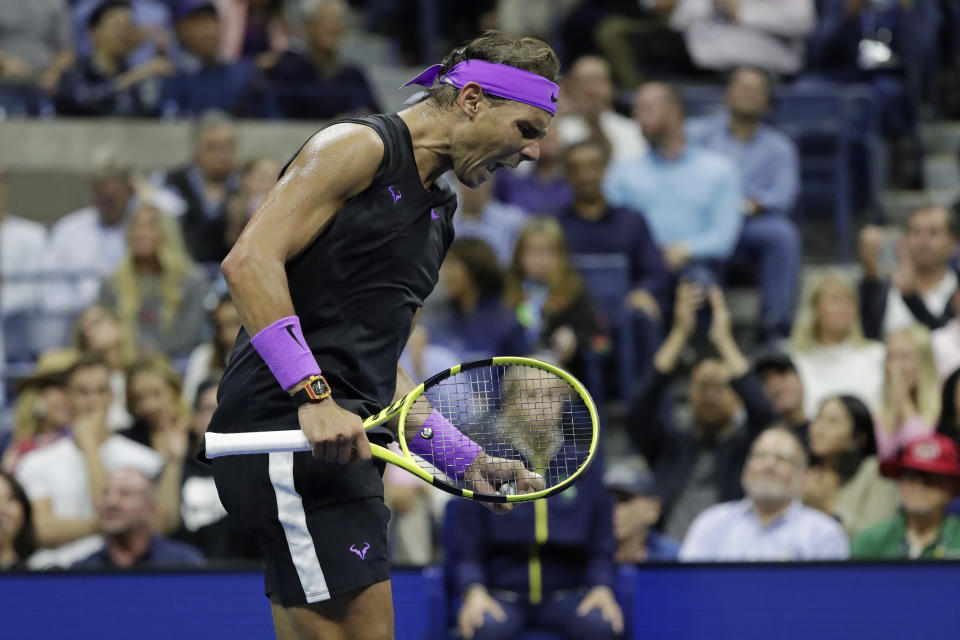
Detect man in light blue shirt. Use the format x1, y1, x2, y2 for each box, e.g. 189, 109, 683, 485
452, 176, 528, 267
604, 81, 742, 290
686, 67, 803, 343
680, 427, 849, 561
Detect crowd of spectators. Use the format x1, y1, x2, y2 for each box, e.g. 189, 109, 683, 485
3, 2, 960, 636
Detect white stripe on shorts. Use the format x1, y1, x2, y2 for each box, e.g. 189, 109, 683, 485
268, 451, 330, 603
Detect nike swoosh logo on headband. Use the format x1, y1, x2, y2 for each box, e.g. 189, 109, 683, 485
550, 93, 558, 103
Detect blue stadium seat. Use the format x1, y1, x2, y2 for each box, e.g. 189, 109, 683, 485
572, 253, 636, 405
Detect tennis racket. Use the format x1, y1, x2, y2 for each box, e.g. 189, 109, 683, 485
204, 356, 599, 503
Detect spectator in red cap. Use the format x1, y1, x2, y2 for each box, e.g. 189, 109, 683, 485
852, 434, 960, 559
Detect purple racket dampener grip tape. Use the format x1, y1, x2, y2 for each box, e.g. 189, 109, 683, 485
250, 315, 321, 391
408, 409, 482, 480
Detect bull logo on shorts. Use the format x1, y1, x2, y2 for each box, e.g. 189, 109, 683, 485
349, 542, 371, 560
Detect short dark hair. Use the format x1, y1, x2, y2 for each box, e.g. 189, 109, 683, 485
0, 472, 37, 563
425, 31, 560, 109
907, 204, 957, 237
446, 238, 504, 302
89, 0, 132, 30
562, 138, 611, 168
727, 66, 775, 101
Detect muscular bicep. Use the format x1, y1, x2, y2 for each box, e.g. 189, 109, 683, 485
234, 124, 385, 263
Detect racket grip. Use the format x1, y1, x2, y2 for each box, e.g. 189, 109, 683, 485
204, 430, 311, 458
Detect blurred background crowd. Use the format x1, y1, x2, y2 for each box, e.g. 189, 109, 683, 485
3, 0, 960, 636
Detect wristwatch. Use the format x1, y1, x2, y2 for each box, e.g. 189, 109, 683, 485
292, 375, 332, 405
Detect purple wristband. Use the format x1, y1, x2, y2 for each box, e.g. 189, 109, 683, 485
250, 315, 321, 391
408, 410, 482, 480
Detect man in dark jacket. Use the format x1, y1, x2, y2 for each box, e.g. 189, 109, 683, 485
446, 461, 623, 640
630, 282, 777, 541
161, 110, 238, 262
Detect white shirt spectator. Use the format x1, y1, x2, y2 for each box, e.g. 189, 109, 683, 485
669, 0, 816, 75
933, 319, 960, 380
15, 434, 165, 568
793, 340, 886, 416
1, 215, 49, 314
680, 499, 849, 561
45, 206, 128, 312
882, 270, 957, 337
557, 111, 647, 163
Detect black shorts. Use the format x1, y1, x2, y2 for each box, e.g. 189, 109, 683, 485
212, 450, 392, 606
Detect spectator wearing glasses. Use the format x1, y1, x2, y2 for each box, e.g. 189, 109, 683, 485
852, 434, 960, 558
680, 427, 849, 561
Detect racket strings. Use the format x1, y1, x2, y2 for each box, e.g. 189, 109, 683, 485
404, 364, 593, 497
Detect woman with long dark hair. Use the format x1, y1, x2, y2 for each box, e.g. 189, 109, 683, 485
0, 471, 36, 570
803, 394, 899, 538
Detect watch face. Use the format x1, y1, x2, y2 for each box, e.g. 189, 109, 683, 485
308, 377, 330, 399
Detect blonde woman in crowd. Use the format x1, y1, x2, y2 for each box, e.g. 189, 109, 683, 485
72, 303, 135, 431
791, 271, 885, 416
121, 355, 192, 533
98, 204, 210, 362
504, 217, 602, 381
1, 349, 77, 474
876, 326, 941, 459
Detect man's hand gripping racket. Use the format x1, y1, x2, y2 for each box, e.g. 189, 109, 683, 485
204, 357, 599, 505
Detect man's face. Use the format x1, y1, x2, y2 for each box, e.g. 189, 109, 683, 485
91, 7, 135, 60
569, 57, 614, 117
176, 11, 220, 61
742, 429, 804, 505
726, 69, 770, 120
91, 176, 133, 226
306, 2, 345, 55
633, 84, 681, 147
760, 368, 804, 421
611, 492, 661, 542
689, 359, 739, 430
451, 96, 551, 188
195, 125, 237, 181
98, 468, 155, 536
67, 364, 113, 418
905, 207, 955, 272
564, 144, 607, 202
898, 469, 956, 518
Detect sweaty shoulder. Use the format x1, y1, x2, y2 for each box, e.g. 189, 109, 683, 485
280, 122, 386, 202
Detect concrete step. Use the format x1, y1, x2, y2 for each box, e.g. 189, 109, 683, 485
924, 152, 960, 191
879, 188, 960, 225
921, 121, 960, 155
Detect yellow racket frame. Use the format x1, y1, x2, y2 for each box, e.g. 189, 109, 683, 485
361, 356, 600, 503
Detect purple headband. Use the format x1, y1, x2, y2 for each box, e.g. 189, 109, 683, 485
403, 59, 559, 115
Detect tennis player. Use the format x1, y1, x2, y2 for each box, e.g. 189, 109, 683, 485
206, 32, 561, 640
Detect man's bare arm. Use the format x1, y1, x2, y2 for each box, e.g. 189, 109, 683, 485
221, 124, 385, 343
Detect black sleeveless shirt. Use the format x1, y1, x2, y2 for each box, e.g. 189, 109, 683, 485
208, 113, 458, 441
